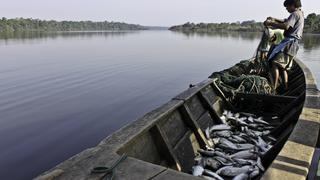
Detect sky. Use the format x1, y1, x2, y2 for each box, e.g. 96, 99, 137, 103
1, 0, 319, 26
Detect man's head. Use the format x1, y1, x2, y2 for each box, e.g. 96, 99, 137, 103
283, 0, 302, 13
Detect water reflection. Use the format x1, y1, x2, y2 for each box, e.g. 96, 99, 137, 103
172, 31, 320, 51
0, 30, 140, 45
172, 30, 262, 41
301, 34, 320, 50
2, 30, 320, 50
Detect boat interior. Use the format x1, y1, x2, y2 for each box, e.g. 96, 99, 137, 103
117, 61, 306, 177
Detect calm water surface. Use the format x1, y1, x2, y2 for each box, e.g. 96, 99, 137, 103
0, 31, 319, 179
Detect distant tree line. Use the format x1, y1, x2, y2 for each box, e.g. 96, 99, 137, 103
169, 21, 263, 32
169, 13, 320, 34
0, 17, 147, 32
304, 13, 320, 33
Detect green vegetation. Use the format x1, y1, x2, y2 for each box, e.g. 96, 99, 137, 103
170, 13, 320, 34
304, 13, 320, 33
169, 21, 263, 32
0, 17, 147, 32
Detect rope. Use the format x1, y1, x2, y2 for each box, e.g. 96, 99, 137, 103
91, 154, 127, 180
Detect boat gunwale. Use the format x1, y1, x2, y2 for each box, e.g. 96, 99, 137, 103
262, 58, 320, 180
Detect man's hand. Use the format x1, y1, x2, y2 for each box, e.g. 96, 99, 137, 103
267, 17, 275, 21
264, 20, 273, 27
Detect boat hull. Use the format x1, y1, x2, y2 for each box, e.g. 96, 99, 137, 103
35, 59, 319, 180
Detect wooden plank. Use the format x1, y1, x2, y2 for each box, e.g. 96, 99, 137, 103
173, 79, 212, 101
150, 125, 182, 171
184, 95, 206, 120
120, 131, 163, 165
278, 92, 305, 116
271, 104, 303, 137
114, 157, 167, 180
288, 73, 304, 86
179, 105, 211, 148
152, 169, 204, 180
200, 85, 219, 105
262, 123, 295, 166
159, 110, 189, 147
198, 90, 223, 124
285, 84, 305, 96
197, 111, 215, 131
173, 131, 200, 173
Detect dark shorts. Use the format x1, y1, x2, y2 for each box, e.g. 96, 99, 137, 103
270, 40, 299, 70
272, 53, 294, 70
283, 40, 299, 57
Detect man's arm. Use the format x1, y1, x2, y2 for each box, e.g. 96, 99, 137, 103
265, 13, 297, 31
267, 17, 285, 23
265, 21, 290, 30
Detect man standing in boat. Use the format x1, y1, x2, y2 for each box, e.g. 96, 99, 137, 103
264, 0, 304, 90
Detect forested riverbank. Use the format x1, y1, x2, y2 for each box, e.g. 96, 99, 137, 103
169, 13, 320, 34
0, 17, 147, 32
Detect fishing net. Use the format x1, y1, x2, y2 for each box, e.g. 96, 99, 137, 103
208, 28, 278, 101
209, 59, 275, 102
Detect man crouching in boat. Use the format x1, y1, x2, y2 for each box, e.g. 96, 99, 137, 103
264, 0, 304, 90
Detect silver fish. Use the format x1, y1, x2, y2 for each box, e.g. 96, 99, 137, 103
266, 135, 277, 142
258, 136, 268, 148
262, 130, 271, 136
233, 158, 256, 166
218, 138, 238, 150
238, 117, 247, 121
232, 173, 249, 180
198, 149, 215, 157
216, 165, 251, 177
222, 110, 228, 116
204, 158, 221, 170
213, 130, 232, 138
226, 111, 234, 119
228, 136, 243, 143
212, 137, 220, 145
205, 127, 211, 139
251, 136, 267, 152
251, 130, 263, 136
236, 143, 255, 150
192, 165, 204, 176
257, 157, 265, 171
227, 117, 248, 127
253, 117, 269, 125
194, 156, 202, 164
214, 156, 233, 166
214, 151, 233, 162
244, 129, 257, 138
201, 175, 217, 180
220, 115, 227, 124
247, 116, 254, 123
210, 124, 231, 132
231, 135, 247, 143
239, 112, 255, 117
203, 169, 224, 180
214, 147, 224, 152
230, 150, 257, 159
249, 166, 260, 178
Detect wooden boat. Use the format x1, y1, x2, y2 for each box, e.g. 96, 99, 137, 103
36, 59, 319, 180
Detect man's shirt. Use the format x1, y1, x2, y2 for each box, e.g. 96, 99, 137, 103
284, 9, 304, 40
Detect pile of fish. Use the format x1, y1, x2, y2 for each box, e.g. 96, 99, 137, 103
191, 110, 277, 180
